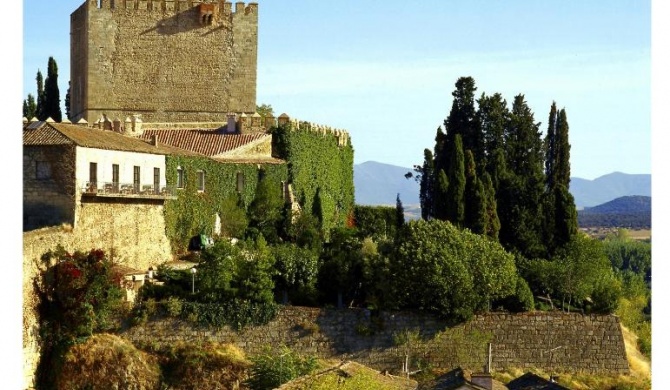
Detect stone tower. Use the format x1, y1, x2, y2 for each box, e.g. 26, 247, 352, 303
69, 0, 258, 124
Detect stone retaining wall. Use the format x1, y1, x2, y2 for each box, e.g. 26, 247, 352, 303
121, 306, 629, 376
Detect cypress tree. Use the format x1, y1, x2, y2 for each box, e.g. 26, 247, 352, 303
481, 172, 500, 240
395, 193, 405, 232
43, 57, 62, 122
434, 169, 450, 221
444, 77, 484, 164
65, 81, 71, 121
544, 102, 558, 189
555, 108, 571, 187
36, 70, 45, 120
446, 134, 465, 226
418, 148, 435, 220
23, 94, 37, 119
464, 150, 486, 234
478, 92, 509, 180
553, 184, 578, 247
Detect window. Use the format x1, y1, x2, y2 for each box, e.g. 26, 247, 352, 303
35, 161, 51, 180
112, 164, 119, 191
177, 166, 184, 188
197, 170, 205, 192
133, 166, 140, 193
89, 162, 97, 185
154, 167, 160, 194
236, 172, 244, 193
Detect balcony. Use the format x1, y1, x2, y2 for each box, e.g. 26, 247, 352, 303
82, 181, 177, 200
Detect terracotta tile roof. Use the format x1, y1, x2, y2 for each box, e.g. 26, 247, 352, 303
212, 156, 286, 165
140, 129, 271, 157
23, 122, 203, 157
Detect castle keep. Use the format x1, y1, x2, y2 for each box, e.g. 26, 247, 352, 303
70, 0, 258, 124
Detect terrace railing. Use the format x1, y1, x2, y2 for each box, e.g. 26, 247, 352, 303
82, 181, 177, 199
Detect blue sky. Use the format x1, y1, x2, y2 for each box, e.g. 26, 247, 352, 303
22, 0, 651, 180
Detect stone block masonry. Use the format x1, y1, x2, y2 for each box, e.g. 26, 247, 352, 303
70, 0, 258, 124
121, 307, 630, 376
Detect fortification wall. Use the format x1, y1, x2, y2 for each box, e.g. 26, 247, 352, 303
70, 0, 258, 124
121, 307, 630, 376
23, 203, 173, 389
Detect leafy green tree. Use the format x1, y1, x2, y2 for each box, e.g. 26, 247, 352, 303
196, 240, 241, 302
247, 170, 284, 243
272, 243, 319, 305
317, 228, 365, 307
256, 103, 274, 118
23, 93, 37, 119
43, 57, 62, 122
392, 219, 516, 321
218, 194, 248, 239
236, 237, 276, 304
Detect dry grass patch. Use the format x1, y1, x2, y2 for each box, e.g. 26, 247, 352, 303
56, 333, 161, 390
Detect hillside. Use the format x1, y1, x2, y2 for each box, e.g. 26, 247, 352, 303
578, 196, 651, 229
354, 161, 651, 210
354, 161, 420, 206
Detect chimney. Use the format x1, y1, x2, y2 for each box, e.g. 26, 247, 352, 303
226, 113, 237, 133
470, 373, 493, 390
151, 135, 158, 146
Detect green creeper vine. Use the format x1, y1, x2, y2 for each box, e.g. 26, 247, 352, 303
271, 122, 355, 239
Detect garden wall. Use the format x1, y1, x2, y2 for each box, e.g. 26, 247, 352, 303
121, 306, 629, 375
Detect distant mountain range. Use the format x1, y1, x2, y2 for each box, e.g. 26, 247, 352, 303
354, 161, 651, 210
577, 196, 651, 229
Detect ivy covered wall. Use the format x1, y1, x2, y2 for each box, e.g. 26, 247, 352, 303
272, 122, 355, 237
164, 155, 288, 252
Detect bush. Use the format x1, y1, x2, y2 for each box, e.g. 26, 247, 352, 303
56, 334, 160, 390
246, 345, 317, 390
496, 275, 534, 312
162, 342, 251, 390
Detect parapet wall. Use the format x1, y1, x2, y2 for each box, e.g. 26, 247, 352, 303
121, 307, 630, 376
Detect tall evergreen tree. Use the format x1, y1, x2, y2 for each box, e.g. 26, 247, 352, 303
497, 95, 546, 259
464, 150, 487, 235
434, 169, 450, 221
23, 94, 37, 119
478, 92, 509, 181
36, 70, 45, 120
555, 108, 571, 187
65, 81, 71, 121
481, 172, 500, 240
444, 77, 484, 164
445, 134, 465, 226
43, 57, 62, 122
395, 193, 405, 233
417, 148, 435, 220
544, 102, 558, 188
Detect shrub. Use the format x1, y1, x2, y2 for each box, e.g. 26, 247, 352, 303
246, 345, 317, 390
162, 342, 251, 390
55, 333, 160, 390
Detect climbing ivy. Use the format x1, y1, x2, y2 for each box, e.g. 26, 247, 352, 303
271, 122, 355, 239
164, 155, 288, 252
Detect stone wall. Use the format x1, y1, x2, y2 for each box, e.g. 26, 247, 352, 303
70, 0, 258, 124
22, 203, 173, 389
121, 307, 630, 376
23, 145, 77, 231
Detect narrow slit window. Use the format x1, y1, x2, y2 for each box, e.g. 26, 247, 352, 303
197, 170, 205, 192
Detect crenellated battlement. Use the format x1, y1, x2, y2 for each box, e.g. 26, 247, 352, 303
275, 113, 351, 147
88, 0, 257, 18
